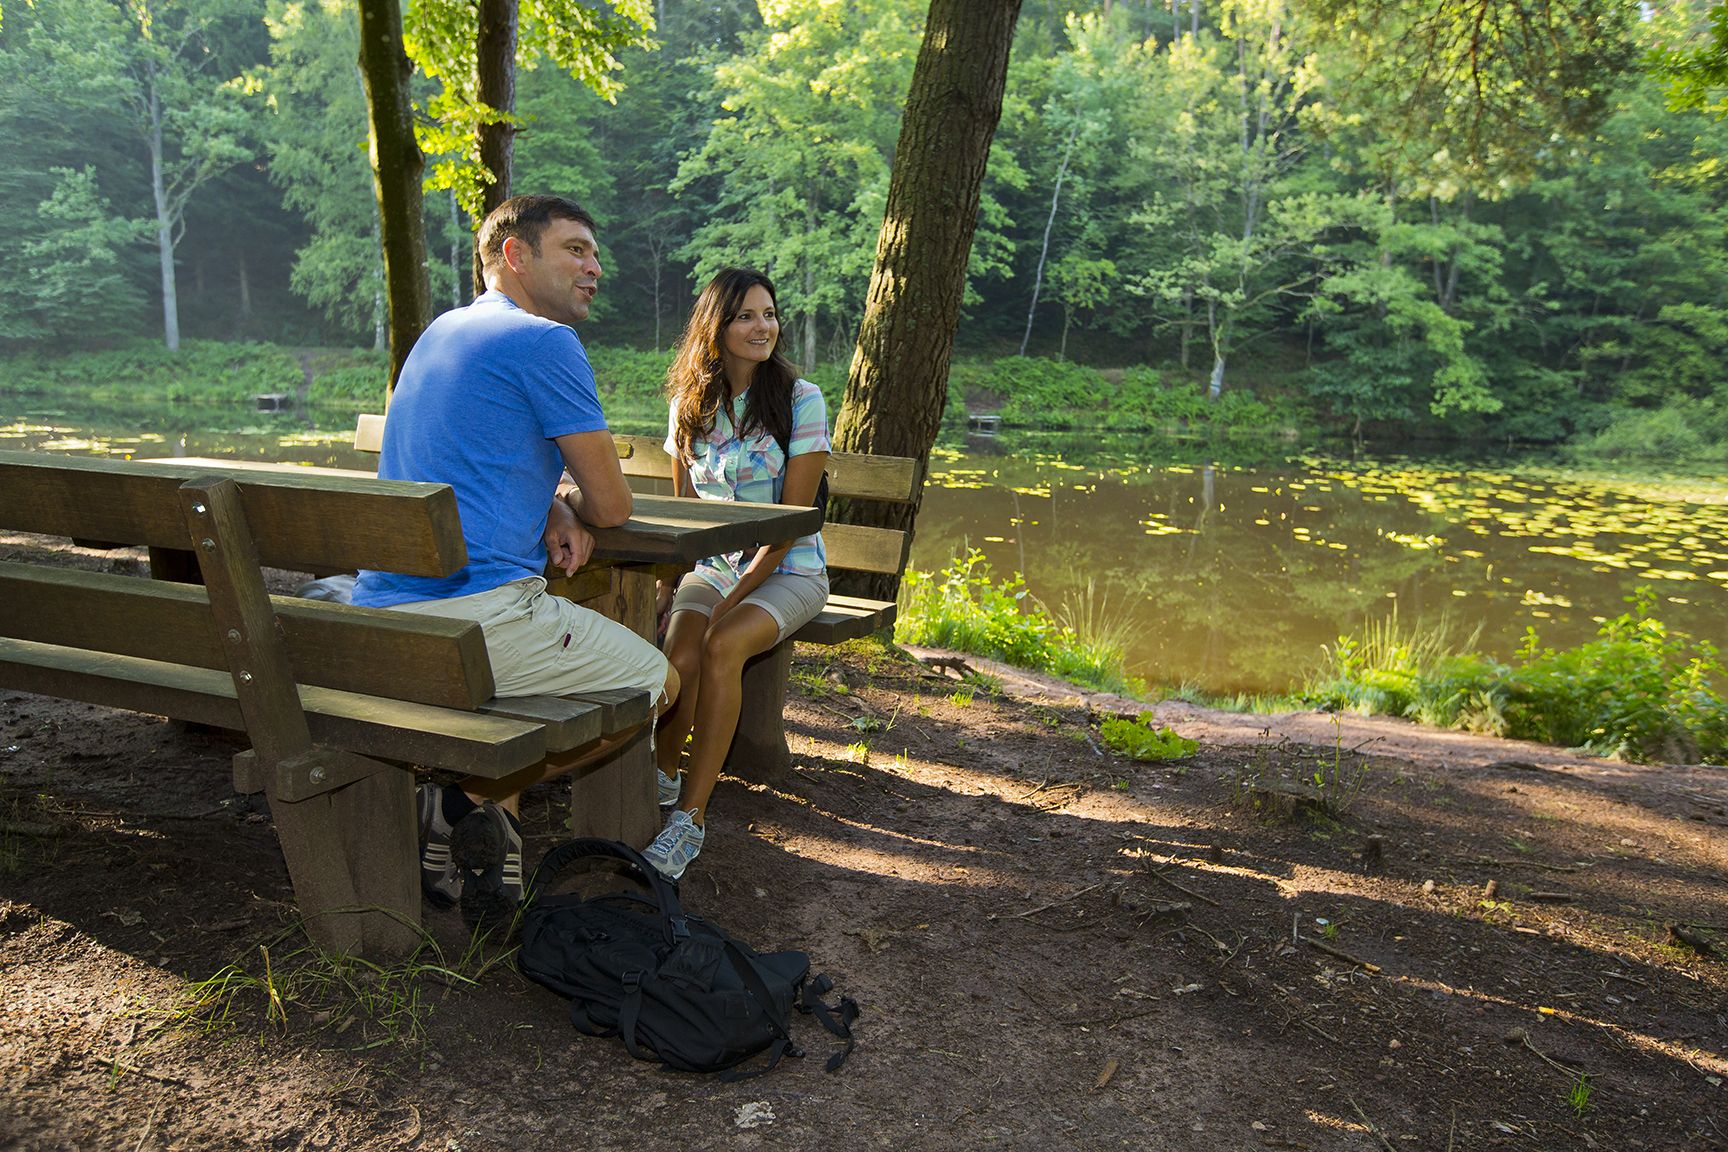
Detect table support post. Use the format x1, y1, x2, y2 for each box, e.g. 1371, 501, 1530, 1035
570, 564, 659, 848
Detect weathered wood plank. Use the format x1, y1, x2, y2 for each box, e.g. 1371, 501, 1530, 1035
479, 694, 603, 752
180, 478, 314, 769
822, 522, 910, 575
614, 433, 920, 504
790, 596, 896, 645
0, 638, 545, 777
0, 450, 466, 577
0, 563, 496, 710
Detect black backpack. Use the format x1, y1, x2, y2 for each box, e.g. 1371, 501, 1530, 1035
518, 838, 857, 1078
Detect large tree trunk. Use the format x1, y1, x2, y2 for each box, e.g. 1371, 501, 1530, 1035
356, 0, 433, 393
472, 0, 518, 296
830, 0, 1023, 601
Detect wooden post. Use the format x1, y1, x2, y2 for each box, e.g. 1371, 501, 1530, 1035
727, 639, 794, 785
571, 564, 659, 847
180, 477, 419, 958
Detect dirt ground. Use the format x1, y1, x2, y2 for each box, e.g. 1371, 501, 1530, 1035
2, 538, 1726, 1152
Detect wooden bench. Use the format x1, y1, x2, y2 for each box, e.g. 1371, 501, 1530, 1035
609, 433, 919, 779
0, 449, 653, 958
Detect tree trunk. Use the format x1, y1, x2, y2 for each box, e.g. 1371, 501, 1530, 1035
357, 0, 433, 394
1019, 122, 1078, 357
803, 189, 818, 370
145, 60, 180, 353
472, 0, 518, 296
831, 0, 1023, 601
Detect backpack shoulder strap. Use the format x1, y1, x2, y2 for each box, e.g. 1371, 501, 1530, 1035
528, 838, 691, 941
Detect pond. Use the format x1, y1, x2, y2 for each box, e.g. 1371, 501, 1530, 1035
6, 400, 1727, 695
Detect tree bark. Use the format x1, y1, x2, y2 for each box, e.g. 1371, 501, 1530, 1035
1019, 121, 1078, 357
831, 0, 1023, 600
145, 59, 180, 353
472, 0, 518, 296
356, 0, 433, 393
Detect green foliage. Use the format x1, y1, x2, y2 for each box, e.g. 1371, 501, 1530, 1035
303, 348, 388, 407
1305, 590, 1728, 763
2, 341, 302, 404
1506, 589, 1728, 762
967, 357, 1288, 432
1099, 714, 1197, 762
895, 548, 1142, 696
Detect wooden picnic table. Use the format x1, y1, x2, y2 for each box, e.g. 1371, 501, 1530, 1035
144, 455, 821, 844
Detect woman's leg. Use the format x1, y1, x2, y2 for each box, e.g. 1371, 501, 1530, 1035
656, 608, 707, 778
679, 603, 781, 822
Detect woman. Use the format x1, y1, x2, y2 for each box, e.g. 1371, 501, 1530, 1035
646, 268, 831, 881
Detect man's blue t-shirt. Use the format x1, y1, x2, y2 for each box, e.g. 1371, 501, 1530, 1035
352, 291, 607, 607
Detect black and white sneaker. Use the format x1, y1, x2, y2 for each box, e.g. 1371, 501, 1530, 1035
417, 783, 463, 909
450, 801, 524, 933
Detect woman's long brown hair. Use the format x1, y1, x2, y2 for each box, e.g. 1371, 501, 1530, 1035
665, 268, 800, 461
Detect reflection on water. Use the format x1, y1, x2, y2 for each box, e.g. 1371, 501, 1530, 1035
918, 433, 1728, 694
8, 405, 1727, 695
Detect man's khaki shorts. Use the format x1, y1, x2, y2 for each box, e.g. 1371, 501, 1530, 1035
390, 577, 668, 699
670, 570, 829, 643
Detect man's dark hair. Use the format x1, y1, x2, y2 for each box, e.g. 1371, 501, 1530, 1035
476, 195, 597, 271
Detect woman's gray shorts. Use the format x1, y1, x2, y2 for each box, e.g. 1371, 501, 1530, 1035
670, 570, 830, 643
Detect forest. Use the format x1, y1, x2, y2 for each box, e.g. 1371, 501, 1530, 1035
2, 0, 1727, 455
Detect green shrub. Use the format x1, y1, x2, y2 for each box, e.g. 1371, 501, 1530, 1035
305, 349, 388, 408
895, 549, 1143, 696
1100, 715, 1198, 761
1304, 590, 1728, 763
1505, 589, 1728, 761
2, 340, 303, 405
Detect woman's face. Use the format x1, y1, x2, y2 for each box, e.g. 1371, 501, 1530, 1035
721, 284, 779, 374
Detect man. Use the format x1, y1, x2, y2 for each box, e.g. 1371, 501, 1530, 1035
353, 195, 680, 932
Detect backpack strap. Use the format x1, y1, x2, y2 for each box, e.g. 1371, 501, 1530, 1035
772, 425, 829, 521
715, 938, 801, 1082
528, 838, 691, 944
799, 973, 860, 1072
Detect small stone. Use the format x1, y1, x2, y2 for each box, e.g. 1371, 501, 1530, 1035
1422, 879, 1436, 894
1388, 1038, 1402, 1050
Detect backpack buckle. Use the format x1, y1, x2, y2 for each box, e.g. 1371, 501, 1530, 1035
622, 970, 644, 993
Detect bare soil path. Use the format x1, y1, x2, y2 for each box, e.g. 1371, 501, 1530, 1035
2, 536, 1725, 1151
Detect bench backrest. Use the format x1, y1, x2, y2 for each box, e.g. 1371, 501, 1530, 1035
612, 434, 917, 577
0, 450, 495, 709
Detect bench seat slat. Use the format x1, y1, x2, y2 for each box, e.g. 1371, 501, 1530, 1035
479, 695, 603, 752
0, 562, 496, 710
790, 597, 896, 645
0, 637, 545, 778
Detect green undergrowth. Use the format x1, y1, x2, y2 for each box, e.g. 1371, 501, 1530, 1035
894, 549, 1146, 697
3, 340, 304, 405
1303, 590, 1728, 763
168, 920, 513, 1048
1100, 714, 1199, 761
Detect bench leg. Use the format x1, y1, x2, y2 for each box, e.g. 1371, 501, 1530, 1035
268, 764, 420, 958
567, 725, 659, 849
727, 639, 794, 785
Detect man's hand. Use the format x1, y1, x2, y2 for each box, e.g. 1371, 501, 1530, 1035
544, 498, 595, 576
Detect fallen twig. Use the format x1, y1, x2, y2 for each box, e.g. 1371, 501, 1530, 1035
1668, 924, 1717, 957
1299, 934, 1382, 973
1601, 969, 1650, 987
1505, 1027, 1590, 1079
1014, 883, 1103, 920
1147, 867, 1221, 907
1527, 891, 1573, 903
1464, 856, 1582, 873
133, 1097, 163, 1152
1347, 1096, 1400, 1152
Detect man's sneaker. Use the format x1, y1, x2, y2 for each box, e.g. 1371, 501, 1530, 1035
449, 801, 523, 933
417, 783, 462, 909
642, 808, 705, 882
657, 769, 682, 809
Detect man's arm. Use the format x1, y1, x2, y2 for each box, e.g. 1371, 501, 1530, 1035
555, 430, 633, 528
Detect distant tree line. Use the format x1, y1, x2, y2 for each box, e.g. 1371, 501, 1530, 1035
2, 0, 1726, 449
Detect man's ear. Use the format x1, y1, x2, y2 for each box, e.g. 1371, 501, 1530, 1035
500, 234, 531, 274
